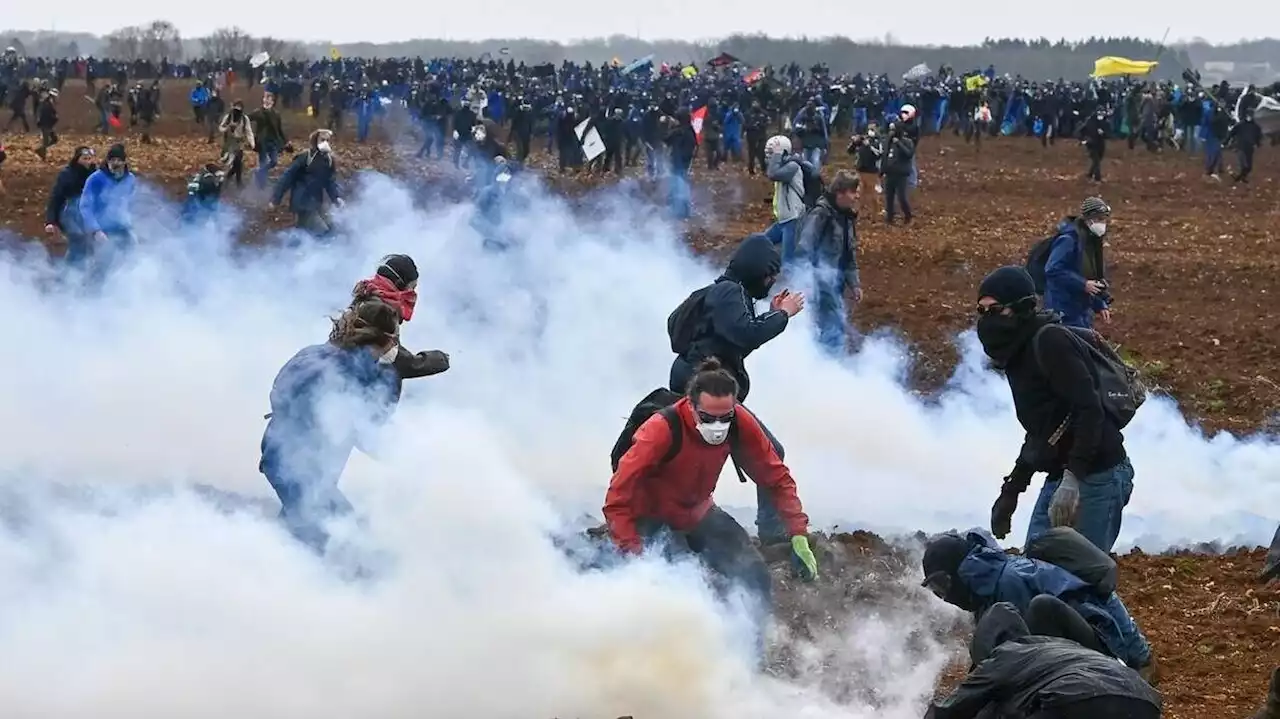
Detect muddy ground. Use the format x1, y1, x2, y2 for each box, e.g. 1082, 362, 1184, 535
2, 80, 1278, 716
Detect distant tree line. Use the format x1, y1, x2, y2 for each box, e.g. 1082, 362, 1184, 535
3, 26, 1278, 81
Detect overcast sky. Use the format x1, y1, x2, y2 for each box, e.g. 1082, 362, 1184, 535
8, 3, 1260, 48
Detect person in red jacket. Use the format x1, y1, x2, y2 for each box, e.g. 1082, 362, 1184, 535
603, 358, 817, 619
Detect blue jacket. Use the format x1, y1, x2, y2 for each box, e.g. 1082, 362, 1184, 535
190, 87, 209, 107
955, 529, 1151, 668
80, 168, 137, 235
272, 151, 341, 214
1044, 218, 1108, 328
259, 343, 400, 490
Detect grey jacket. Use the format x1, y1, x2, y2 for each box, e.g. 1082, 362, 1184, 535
766, 153, 812, 223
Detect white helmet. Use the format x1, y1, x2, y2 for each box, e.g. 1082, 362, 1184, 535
899, 104, 917, 121
765, 135, 792, 157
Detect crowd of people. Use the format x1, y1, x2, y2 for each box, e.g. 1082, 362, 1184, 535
2, 46, 1280, 718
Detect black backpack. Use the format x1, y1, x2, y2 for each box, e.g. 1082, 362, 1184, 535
609, 387, 749, 483
799, 162, 825, 209
1025, 235, 1056, 295
1033, 325, 1147, 430
667, 286, 712, 355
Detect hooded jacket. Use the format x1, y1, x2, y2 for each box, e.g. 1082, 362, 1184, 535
272, 150, 341, 213
766, 153, 812, 223
603, 397, 808, 553
80, 165, 137, 235
933, 529, 1151, 669
668, 234, 788, 401
927, 603, 1161, 719
259, 343, 399, 491
46, 155, 93, 233
1044, 217, 1108, 328
795, 193, 859, 291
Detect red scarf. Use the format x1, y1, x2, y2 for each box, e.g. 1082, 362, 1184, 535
353, 275, 417, 322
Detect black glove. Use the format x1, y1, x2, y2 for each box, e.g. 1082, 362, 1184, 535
990, 483, 1020, 539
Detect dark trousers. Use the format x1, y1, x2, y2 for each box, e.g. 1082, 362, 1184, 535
1087, 146, 1105, 181
637, 504, 772, 644
884, 173, 912, 223
1026, 595, 1104, 653
1028, 696, 1160, 719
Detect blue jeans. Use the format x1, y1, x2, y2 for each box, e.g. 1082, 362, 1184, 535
1027, 457, 1134, 553
764, 218, 798, 265
803, 146, 823, 172
908, 156, 919, 188
667, 171, 691, 219
1204, 138, 1223, 176
264, 469, 354, 553
256, 146, 280, 189
812, 283, 849, 354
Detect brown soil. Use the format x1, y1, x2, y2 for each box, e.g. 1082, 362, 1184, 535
3, 80, 1278, 716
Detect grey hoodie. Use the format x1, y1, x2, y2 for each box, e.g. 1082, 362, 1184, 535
766, 152, 812, 224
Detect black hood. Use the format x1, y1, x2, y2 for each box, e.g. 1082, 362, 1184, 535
969, 602, 1029, 666
723, 233, 781, 297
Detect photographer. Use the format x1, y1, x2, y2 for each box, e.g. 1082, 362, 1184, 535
880, 121, 915, 225
1044, 197, 1112, 329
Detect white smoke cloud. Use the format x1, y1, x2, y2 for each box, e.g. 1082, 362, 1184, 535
0, 170, 1273, 717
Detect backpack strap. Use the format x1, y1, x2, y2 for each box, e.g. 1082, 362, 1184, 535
657, 406, 683, 465
1030, 324, 1072, 447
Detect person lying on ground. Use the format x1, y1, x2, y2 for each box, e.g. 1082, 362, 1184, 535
925, 602, 1162, 719
350, 253, 450, 387
604, 359, 817, 638
259, 300, 403, 553
920, 528, 1158, 683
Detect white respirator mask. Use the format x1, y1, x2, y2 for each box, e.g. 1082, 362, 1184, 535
377, 346, 398, 365
1087, 221, 1107, 237
696, 420, 732, 446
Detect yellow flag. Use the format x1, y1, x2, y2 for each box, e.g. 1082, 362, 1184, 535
329, 47, 342, 61
964, 75, 988, 92
1092, 56, 1158, 78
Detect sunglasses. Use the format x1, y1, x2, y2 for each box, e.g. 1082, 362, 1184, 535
975, 303, 1008, 316
695, 408, 735, 424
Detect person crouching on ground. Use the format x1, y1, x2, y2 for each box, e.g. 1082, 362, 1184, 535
350, 253, 450, 389
259, 300, 402, 553
604, 359, 818, 650
270, 129, 343, 236
926, 602, 1161, 719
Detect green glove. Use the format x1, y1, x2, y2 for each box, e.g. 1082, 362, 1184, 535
791, 535, 818, 581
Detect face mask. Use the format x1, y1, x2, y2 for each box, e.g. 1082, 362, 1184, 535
377, 345, 398, 365
317, 140, 331, 154
1087, 221, 1107, 237
696, 420, 731, 445
975, 313, 1027, 365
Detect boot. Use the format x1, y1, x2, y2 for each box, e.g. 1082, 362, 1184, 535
1251, 667, 1280, 719
1259, 525, 1280, 584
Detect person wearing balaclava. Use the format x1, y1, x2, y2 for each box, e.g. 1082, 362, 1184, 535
44, 146, 96, 268
1042, 196, 1112, 329
270, 129, 343, 236
349, 253, 450, 393
667, 233, 804, 546
975, 266, 1134, 556
919, 528, 1157, 683
925, 602, 1161, 719
218, 100, 255, 188
79, 142, 138, 277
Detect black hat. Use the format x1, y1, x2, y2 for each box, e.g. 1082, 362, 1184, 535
376, 254, 419, 289
106, 143, 127, 161
978, 266, 1036, 306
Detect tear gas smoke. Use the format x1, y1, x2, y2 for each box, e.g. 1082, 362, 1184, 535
0, 172, 1273, 717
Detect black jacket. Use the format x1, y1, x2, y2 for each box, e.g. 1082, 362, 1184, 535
1006, 317, 1127, 482
668, 234, 787, 401
928, 603, 1161, 719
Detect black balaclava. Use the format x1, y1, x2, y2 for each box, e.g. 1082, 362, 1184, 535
724, 234, 782, 300
920, 531, 980, 612
975, 266, 1054, 368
